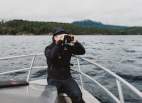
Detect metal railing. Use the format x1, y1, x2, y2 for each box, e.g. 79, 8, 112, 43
0, 53, 142, 103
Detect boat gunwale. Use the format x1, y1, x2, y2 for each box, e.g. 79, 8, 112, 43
0, 53, 142, 103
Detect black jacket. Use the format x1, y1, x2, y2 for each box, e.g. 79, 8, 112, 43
45, 41, 85, 80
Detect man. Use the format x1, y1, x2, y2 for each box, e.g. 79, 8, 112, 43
44, 28, 85, 103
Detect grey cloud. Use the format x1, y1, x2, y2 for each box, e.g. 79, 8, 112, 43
0, 0, 142, 26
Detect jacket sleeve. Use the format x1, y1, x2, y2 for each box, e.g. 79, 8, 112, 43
70, 41, 85, 55
45, 45, 62, 61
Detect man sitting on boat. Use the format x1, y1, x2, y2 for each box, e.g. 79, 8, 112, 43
45, 28, 85, 103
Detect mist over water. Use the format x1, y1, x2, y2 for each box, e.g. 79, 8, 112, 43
0, 35, 142, 103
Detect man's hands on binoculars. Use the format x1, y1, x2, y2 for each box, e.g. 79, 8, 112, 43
54, 34, 77, 45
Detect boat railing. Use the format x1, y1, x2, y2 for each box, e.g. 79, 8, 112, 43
0, 53, 142, 103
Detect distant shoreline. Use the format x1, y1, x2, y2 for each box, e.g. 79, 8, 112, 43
1, 34, 142, 36
0, 19, 142, 35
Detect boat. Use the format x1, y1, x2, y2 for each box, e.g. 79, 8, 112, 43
0, 53, 142, 103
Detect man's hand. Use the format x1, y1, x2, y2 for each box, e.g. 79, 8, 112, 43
54, 34, 77, 45
54, 34, 66, 44
63, 34, 77, 46
70, 35, 77, 43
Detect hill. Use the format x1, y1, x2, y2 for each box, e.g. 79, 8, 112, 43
72, 20, 128, 30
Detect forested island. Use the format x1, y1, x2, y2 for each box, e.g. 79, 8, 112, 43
0, 19, 142, 35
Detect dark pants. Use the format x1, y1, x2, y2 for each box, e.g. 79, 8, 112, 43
47, 78, 85, 103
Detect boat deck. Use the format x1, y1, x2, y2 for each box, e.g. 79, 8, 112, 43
0, 54, 142, 103
0, 79, 100, 103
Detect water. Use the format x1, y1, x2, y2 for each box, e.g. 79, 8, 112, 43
0, 35, 142, 103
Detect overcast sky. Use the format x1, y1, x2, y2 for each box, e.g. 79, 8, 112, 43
0, 0, 142, 26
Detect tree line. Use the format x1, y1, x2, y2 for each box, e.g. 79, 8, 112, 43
0, 20, 142, 35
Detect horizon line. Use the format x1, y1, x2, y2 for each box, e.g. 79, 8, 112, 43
0, 18, 141, 27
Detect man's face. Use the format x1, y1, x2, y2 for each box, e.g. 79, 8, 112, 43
54, 34, 67, 42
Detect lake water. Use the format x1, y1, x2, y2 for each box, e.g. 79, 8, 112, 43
0, 35, 142, 103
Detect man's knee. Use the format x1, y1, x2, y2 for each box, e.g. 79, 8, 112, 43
70, 92, 85, 103
71, 96, 85, 103
69, 88, 82, 97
